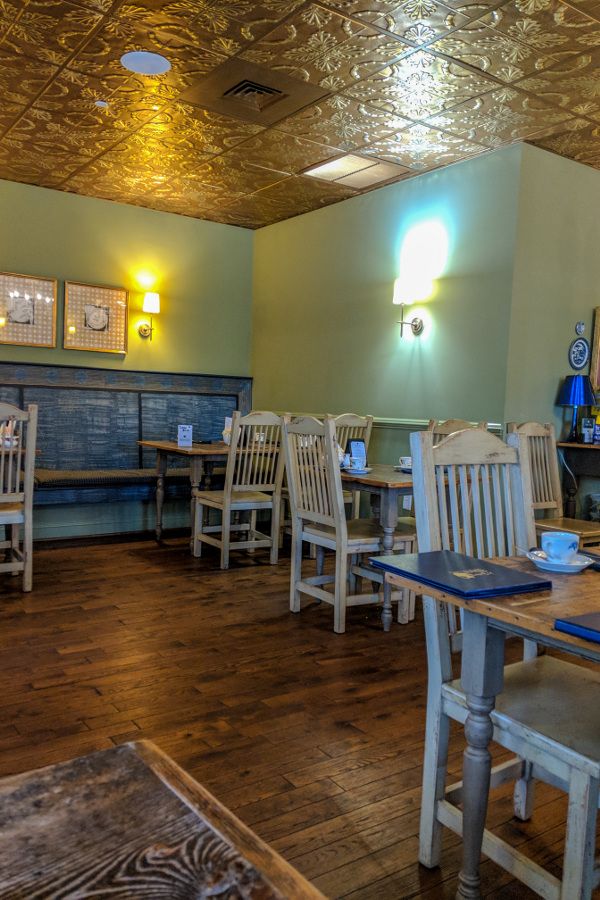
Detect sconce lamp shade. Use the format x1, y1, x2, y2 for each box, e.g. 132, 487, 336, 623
557, 374, 595, 408
142, 292, 160, 314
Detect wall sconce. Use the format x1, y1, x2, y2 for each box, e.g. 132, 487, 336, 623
138, 292, 160, 340
393, 279, 424, 337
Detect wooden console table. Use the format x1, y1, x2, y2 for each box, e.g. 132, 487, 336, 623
556, 442, 600, 517
0, 741, 324, 898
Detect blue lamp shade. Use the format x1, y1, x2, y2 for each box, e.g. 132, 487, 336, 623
557, 374, 596, 408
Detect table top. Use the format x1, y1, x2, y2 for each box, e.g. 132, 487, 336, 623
0, 741, 324, 898
384, 557, 600, 663
139, 439, 230, 457
557, 442, 600, 450
341, 463, 413, 489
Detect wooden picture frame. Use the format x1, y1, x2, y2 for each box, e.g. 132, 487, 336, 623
0, 272, 57, 347
64, 281, 128, 354
590, 307, 600, 393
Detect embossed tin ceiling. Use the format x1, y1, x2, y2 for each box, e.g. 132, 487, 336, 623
1, 0, 599, 228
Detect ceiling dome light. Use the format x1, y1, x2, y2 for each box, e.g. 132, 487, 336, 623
94, 99, 109, 108
120, 50, 171, 75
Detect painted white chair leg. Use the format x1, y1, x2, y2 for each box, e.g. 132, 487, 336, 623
23, 525, 32, 592
419, 692, 451, 868
333, 551, 348, 634
220, 511, 231, 570
290, 524, 303, 613
513, 760, 535, 821
315, 545, 325, 578
561, 770, 599, 900
269, 499, 281, 565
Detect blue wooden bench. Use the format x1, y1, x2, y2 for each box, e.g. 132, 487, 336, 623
0, 363, 252, 508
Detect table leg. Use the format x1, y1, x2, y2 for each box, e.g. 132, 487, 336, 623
379, 488, 399, 631
155, 451, 167, 542
190, 458, 204, 552
457, 612, 505, 900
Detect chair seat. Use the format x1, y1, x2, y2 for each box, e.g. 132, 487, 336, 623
305, 516, 416, 549
445, 655, 600, 767
195, 490, 274, 509
0, 502, 24, 524
536, 516, 600, 540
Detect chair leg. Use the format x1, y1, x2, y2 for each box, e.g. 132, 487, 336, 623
348, 553, 357, 593
220, 510, 230, 570
247, 510, 257, 553
193, 502, 204, 558
513, 760, 535, 821
22, 520, 32, 592
10, 524, 19, 576
315, 545, 325, 577
561, 770, 598, 899
269, 500, 280, 566
419, 693, 451, 868
397, 588, 410, 624
278, 497, 286, 549
290, 526, 303, 613
333, 551, 348, 634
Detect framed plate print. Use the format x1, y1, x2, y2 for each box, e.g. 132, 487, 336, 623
64, 281, 128, 354
568, 337, 590, 371
0, 272, 57, 347
591, 308, 600, 392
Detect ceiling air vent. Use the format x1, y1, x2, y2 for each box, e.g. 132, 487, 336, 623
180, 59, 327, 125
222, 80, 285, 112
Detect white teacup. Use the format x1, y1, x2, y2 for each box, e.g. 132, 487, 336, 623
399, 456, 412, 468
541, 531, 579, 563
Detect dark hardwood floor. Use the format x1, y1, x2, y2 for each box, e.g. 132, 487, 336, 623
0, 537, 596, 898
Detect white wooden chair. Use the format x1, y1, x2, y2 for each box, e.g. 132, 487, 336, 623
0, 402, 37, 592
411, 427, 600, 899
193, 411, 284, 569
332, 413, 374, 518
507, 420, 600, 546
427, 418, 487, 442
282, 415, 415, 633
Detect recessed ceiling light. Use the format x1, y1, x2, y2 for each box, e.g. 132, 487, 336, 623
120, 50, 171, 76
304, 154, 409, 189
94, 99, 109, 108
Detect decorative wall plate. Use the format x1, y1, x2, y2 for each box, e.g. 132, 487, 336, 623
569, 337, 590, 371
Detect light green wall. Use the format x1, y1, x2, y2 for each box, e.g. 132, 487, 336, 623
0, 179, 253, 376
505, 143, 600, 436
251, 145, 523, 424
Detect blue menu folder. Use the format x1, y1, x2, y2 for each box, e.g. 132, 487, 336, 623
554, 613, 600, 644
370, 550, 552, 600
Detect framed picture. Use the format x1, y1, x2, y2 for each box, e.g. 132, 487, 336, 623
0, 272, 57, 347
590, 307, 600, 393
64, 281, 128, 354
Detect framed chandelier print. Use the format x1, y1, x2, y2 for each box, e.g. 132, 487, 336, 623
64, 281, 128, 354
0, 272, 57, 347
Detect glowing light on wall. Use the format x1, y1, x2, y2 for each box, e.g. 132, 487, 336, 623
393, 219, 449, 337
135, 270, 157, 289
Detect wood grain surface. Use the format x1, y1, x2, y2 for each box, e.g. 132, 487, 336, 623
0, 538, 597, 898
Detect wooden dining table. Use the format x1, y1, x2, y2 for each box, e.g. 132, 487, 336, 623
381, 557, 600, 900
0, 740, 324, 898
139, 439, 229, 540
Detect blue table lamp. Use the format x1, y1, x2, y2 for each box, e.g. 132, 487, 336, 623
557, 374, 596, 442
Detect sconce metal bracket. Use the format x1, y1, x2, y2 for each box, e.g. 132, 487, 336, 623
397, 303, 424, 337
138, 319, 154, 340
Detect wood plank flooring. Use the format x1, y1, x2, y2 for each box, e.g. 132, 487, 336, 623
0, 537, 597, 898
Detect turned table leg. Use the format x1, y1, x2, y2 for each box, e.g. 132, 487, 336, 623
379, 487, 399, 632
456, 612, 505, 900
190, 458, 204, 552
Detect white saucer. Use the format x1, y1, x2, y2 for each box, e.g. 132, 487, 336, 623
394, 465, 412, 473
342, 467, 372, 475
526, 550, 594, 574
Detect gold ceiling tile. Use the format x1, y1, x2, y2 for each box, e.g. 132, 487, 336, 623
0, 101, 26, 134
192, 154, 290, 194
346, 49, 498, 117
360, 121, 488, 168
323, 0, 470, 44
0, 0, 103, 65
531, 120, 600, 164
240, 4, 409, 90
219, 174, 357, 226
0, 140, 76, 186
276, 92, 412, 149
0, 48, 58, 104
219, 130, 338, 173
150, 172, 245, 207
98, 127, 216, 177
426, 84, 576, 145
428, 21, 538, 81
143, 101, 264, 155
560, 0, 600, 22
515, 47, 600, 118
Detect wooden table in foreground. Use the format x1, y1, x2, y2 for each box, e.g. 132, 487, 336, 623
139, 440, 229, 540
340, 464, 413, 551
383, 559, 600, 900
0, 740, 324, 899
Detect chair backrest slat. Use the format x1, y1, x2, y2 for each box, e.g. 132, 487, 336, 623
224, 411, 284, 494
506, 422, 563, 516
0, 403, 37, 507
282, 416, 346, 532
332, 414, 374, 457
